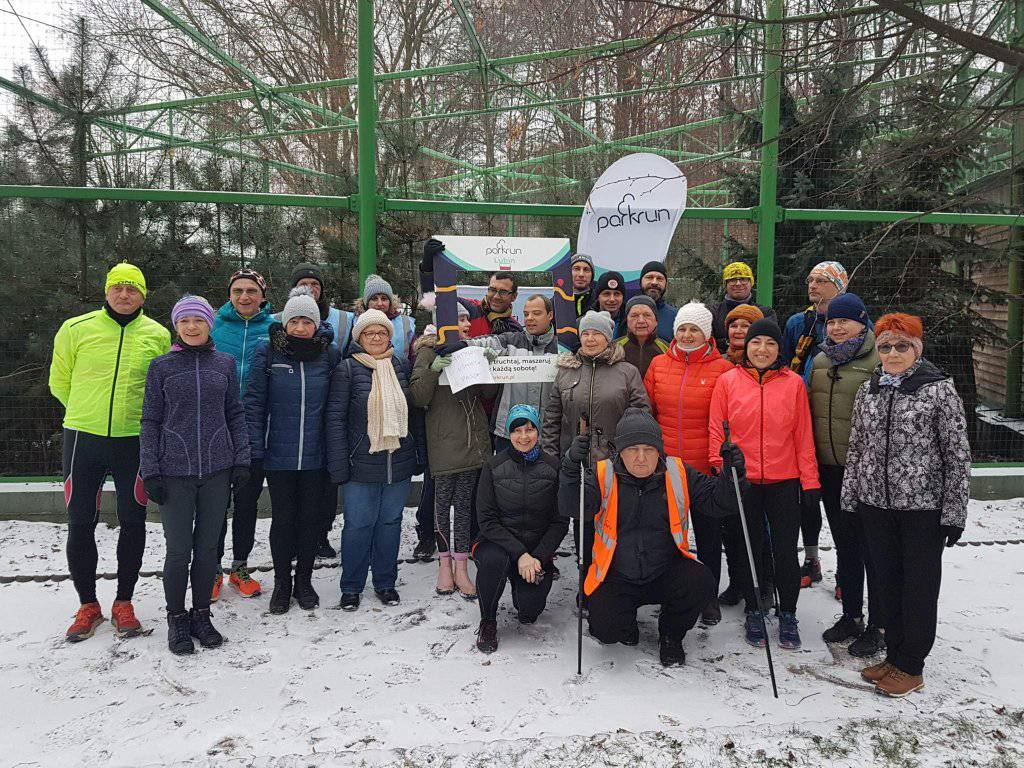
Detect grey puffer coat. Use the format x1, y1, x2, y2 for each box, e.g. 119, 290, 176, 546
541, 343, 650, 464
840, 358, 971, 528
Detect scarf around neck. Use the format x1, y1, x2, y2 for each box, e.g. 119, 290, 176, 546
821, 331, 866, 367
878, 358, 923, 389
352, 349, 408, 454
516, 444, 541, 462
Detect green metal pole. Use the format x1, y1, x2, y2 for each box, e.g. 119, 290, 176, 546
756, 0, 783, 307
357, 0, 378, 283
1007, 0, 1024, 418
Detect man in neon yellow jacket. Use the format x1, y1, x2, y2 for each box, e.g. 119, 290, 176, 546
49, 262, 170, 642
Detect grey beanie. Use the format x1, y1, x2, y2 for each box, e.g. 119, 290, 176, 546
571, 252, 594, 269
578, 310, 615, 342
612, 407, 664, 454
281, 286, 321, 328
363, 273, 395, 306
625, 295, 657, 317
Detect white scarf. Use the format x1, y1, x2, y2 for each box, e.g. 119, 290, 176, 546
352, 350, 408, 454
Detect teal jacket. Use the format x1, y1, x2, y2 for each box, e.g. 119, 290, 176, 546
211, 301, 275, 397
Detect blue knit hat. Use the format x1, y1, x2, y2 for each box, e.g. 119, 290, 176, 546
506, 404, 541, 434
826, 292, 869, 324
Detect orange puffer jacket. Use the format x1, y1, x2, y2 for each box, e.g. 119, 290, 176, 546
707, 365, 820, 490
643, 341, 734, 474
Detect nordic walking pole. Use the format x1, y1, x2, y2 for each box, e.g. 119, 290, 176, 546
576, 414, 589, 677
724, 420, 779, 699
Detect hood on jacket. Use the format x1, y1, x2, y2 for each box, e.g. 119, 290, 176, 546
413, 333, 439, 352
869, 358, 947, 395
555, 342, 626, 370
216, 300, 273, 324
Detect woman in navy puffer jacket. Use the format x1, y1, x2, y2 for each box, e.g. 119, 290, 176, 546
140, 295, 250, 655
327, 309, 425, 612
245, 288, 336, 615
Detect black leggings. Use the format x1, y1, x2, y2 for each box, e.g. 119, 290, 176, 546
62, 429, 147, 605
434, 470, 477, 555
218, 462, 264, 566
721, 479, 801, 614
162, 471, 230, 613
821, 464, 879, 622
800, 486, 823, 553
691, 511, 725, 588
474, 541, 553, 623
266, 469, 325, 584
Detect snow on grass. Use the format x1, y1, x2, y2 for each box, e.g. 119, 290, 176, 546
0, 501, 1022, 766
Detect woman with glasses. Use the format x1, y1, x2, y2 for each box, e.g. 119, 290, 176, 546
326, 309, 425, 612
841, 313, 970, 697
808, 294, 883, 657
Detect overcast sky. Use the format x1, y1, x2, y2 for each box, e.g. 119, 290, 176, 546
1, 0, 79, 114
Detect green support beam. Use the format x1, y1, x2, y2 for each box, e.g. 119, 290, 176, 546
357, 0, 378, 282
1007, 0, 1024, 418
756, 0, 784, 306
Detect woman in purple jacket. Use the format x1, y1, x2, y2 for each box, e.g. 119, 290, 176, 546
140, 295, 250, 655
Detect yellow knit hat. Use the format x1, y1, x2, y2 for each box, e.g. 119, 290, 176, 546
104, 262, 147, 297
722, 262, 754, 283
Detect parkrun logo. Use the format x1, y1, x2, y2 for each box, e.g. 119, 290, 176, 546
485, 238, 523, 269
596, 194, 671, 233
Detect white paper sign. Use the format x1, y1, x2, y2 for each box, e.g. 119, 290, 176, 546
440, 347, 493, 394
489, 354, 558, 384
577, 153, 687, 282
441, 235, 570, 273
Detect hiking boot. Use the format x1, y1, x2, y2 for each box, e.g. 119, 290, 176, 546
211, 573, 223, 603
517, 613, 538, 625
849, 625, 886, 658
167, 610, 194, 655
294, 580, 320, 610
269, 579, 292, 615
412, 538, 436, 562
860, 660, 895, 683
744, 611, 766, 648
111, 600, 143, 638
476, 620, 499, 654
822, 615, 864, 644
228, 565, 261, 597
316, 536, 337, 560
189, 607, 223, 648
778, 611, 801, 650
700, 598, 722, 626
800, 557, 822, 588
66, 602, 104, 643
622, 622, 640, 646
876, 667, 924, 697
339, 592, 361, 611
376, 589, 401, 606
719, 583, 741, 607
659, 636, 686, 667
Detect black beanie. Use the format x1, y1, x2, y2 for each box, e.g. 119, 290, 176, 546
290, 262, 324, 289
593, 271, 625, 297
640, 261, 667, 279
612, 407, 664, 454
744, 318, 783, 351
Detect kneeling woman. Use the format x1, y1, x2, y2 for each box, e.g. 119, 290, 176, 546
141, 296, 250, 654
473, 405, 568, 653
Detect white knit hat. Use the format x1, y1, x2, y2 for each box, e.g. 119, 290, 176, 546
282, 286, 321, 328
353, 308, 394, 344
673, 301, 713, 338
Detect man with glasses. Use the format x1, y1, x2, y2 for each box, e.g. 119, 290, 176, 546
710, 262, 777, 352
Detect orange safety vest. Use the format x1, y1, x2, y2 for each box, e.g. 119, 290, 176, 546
584, 457, 694, 596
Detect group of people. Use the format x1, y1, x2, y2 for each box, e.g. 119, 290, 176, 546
47, 246, 970, 698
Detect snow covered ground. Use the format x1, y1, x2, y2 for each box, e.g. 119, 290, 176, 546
1, 499, 1022, 767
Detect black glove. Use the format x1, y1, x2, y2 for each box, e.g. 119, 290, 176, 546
567, 433, 591, 465
143, 476, 167, 506
802, 487, 822, 512
421, 238, 445, 272
941, 524, 963, 548
231, 465, 250, 488
437, 338, 468, 356
719, 440, 745, 479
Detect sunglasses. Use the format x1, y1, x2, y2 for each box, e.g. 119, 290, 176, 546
878, 342, 912, 354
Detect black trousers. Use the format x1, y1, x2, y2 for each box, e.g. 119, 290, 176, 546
415, 470, 435, 543
217, 462, 264, 565
162, 471, 231, 613
800, 486, 823, 552
721, 479, 801, 613
821, 465, 879, 622
691, 511, 725, 588
860, 503, 944, 676
474, 541, 554, 622
62, 429, 147, 604
587, 556, 716, 643
266, 469, 326, 583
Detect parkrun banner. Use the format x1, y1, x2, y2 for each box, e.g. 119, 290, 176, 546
577, 153, 687, 283
440, 235, 570, 273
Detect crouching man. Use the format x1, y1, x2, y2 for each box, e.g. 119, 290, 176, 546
559, 407, 746, 666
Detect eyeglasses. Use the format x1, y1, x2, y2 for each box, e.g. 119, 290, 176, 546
361, 330, 390, 340
878, 342, 912, 354
806, 276, 831, 286
486, 286, 514, 299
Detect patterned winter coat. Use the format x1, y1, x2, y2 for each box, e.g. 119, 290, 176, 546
840, 359, 970, 528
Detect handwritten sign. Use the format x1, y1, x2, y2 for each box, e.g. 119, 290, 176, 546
440, 347, 493, 394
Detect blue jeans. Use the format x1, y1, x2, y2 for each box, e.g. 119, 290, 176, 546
340, 479, 411, 594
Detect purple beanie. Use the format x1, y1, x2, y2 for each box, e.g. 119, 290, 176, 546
171, 295, 216, 328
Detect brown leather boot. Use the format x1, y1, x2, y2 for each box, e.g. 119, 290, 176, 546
860, 660, 894, 683
875, 667, 924, 697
